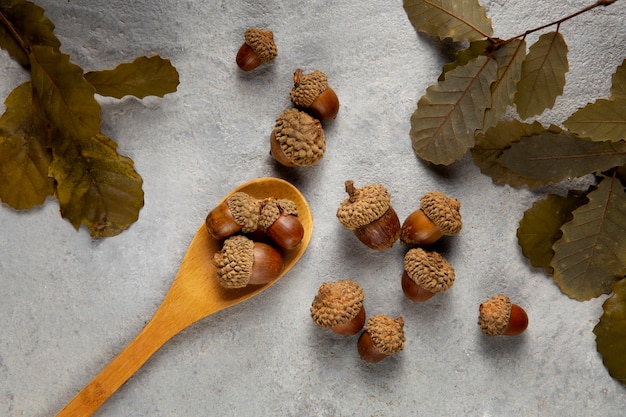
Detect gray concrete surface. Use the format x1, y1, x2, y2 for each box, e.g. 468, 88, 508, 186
1, 0, 625, 416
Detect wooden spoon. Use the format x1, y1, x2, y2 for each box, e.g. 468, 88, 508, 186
56, 177, 313, 416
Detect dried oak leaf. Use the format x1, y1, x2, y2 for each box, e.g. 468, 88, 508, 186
439, 40, 491, 81
0, 0, 60, 68
410, 55, 497, 165
517, 190, 589, 274
551, 174, 626, 300
403, 0, 493, 42
611, 58, 626, 99
564, 98, 626, 143
594, 278, 626, 385
27, 45, 143, 237
483, 39, 526, 131
0, 81, 54, 209
84, 55, 180, 99
29, 45, 101, 140
514, 31, 569, 120
471, 119, 559, 188
50, 134, 144, 238
497, 130, 626, 185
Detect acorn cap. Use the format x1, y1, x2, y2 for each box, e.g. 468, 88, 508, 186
290, 69, 329, 108
478, 294, 512, 336
272, 108, 326, 167
310, 279, 365, 328
258, 198, 298, 231
404, 248, 455, 293
243, 28, 277, 62
212, 235, 255, 288
365, 315, 405, 355
336, 180, 391, 230
225, 192, 261, 233
420, 192, 462, 236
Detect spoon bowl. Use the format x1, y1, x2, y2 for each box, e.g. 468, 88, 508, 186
56, 177, 313, 416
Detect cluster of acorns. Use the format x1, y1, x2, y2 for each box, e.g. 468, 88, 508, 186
235, 28, 339, 168
206, 191, 304, 288
234, 29, 528, 360
310, 181, 529, 363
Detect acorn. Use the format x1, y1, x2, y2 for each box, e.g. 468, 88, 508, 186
270, 108, 326, 167
336, 180, 400, 250
258, 198, 304, 250
400, 192, 462, 246
212, 235, 284, 288
310, 279, 366, 336
478, 294, 529, 336
205, 192, 261, 240
290, 68, 340, 121
357, 315, 405, 363
236, 28, 277, 71
402, 248, 455, 302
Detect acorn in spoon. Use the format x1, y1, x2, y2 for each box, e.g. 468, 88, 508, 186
55, 177, 313, 416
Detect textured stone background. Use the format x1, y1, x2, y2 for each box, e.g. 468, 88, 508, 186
1, 1, 625, 416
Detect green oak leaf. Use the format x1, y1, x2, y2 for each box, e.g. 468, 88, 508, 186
594, 278, 626, 385
514, 31, 569, 119
551, 174, 626, 300
403, 0, 494, 42
517, 191, 589, 274
564, 98, 626, 142
483, 39, 526, 130
84, 55, 180, 99
410, 55, 498, 165
498, 131, 626, 185
29, 45, 101, 142
0, 81, 54, 209
611, 58, 626, 99
49, 134, 144, 238
0, 0, 60, 68
471, 119, 559, 187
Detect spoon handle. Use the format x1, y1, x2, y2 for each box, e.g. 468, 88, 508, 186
55, 305, 187, 416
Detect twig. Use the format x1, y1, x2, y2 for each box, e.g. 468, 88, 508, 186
503, 0, 618, 43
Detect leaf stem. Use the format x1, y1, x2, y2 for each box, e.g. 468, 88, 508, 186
0, 10, 31, 56
502, 0, 617, 43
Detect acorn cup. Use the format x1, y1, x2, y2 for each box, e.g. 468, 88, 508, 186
336, 180, 401, 250
205, 192, 261, 240
236, 28, 277, 71
357, 315, 405, 363
310, 279, 366, 336
400, 192, 462, 246
402, 248, 455, 302
270, 108, 326, 167
258, 198, 304, 250
290, 68, 340, 121
212, 235, 284, 288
